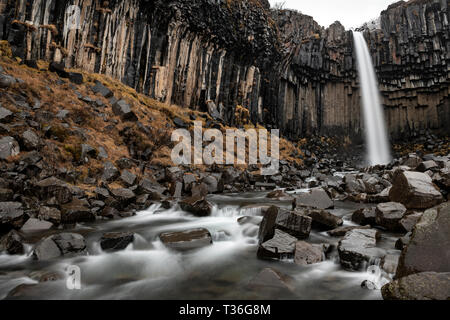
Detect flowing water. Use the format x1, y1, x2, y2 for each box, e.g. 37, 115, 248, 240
0, 191, 401, 300
353, 32, 392, 166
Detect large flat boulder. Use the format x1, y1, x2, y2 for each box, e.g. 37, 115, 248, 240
396, 202, 450, 278
275, 209, 312, 239
159, 228, 212, 251
33, 233, 87, 260
293, 188, 334, 210
382, 272, 450, 300
338, 229, 385, 271
389, 171, 443, 209
257, 229, 297, 260
375, 202, 407, 231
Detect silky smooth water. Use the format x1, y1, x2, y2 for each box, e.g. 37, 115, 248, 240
353, 32, 392, 166
0, 191, 401, 300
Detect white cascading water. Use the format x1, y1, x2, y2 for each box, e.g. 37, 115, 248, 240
353, 32, 392, 166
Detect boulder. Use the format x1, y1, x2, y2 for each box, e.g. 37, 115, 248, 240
327, 225, 371, 237
0, 188, 13, 201
20, 218, 53, 232
92, 80, 113, 98
101, 161, 119, 182
396, 202, 450, 278
382, 272, 450, 300
159, 228, 212, 251
375, 202, 407, 231
38, 206, 61, 224
100, 232, 134, 251
112, 100, 138, 121
0, 202, 28, 234
68, 72, 83, 85
389, 171, 443, 209
110, 188, 136, 203
399, 212, 422, 233
294, 241, 324, 265
120, 170, 137, 187
35, 177, 72, 204
257, 229, 297, 260
293, 188, 333, 210
338, 229, 384, 271
61, 199, 95, 224
0, 73, 16, 88
21, 129, 40, 150
395, 232, 412, 250
275, 209, 312, 239
33, 233, 87, 260
402, 154, 422, 168
258, 206, 279, 244
0, 106, 13, 122
352, 207, 376, 225
303, 208, 343, 231
0, 136, 20, 159
0, 230, 24, 255
416, 160, 439, 172
179, 196, 213, 217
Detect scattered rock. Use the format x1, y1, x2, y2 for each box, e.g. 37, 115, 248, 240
20, 218, 53, 232
92, 80, 113, 98
399, 212, 422, 233
120, 170, 137, 187
101, 161, 119, 182
0, 136, 20, 159
0, 106, 13, 122
21, 129, 40, 150
303, 208, 343, 231
352, 207, 376, 226
61, 199, 95, 224
327, 225, 371, 237
38, 206, 61, 225
159, 228, 212, 251
112, 100, 138, 121
0, 202, 28, 234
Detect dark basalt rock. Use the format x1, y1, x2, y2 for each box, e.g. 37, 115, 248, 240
33, 233, 87, 260
352, 207, 376, 226
112, 100, 138, 122
92, 80, 114, 98
0, 202, 28, 234
0, 230, 24, 255
375, 202, 407, 231
35, 177, 73, 204
0, 136, 20, 160
61, 199, 95, 224
338, 228, 384, 271
159, 228, 212, 252
327, 225, 371, 237
396, 202, 450, 279
293, 188, 334, 210
100, 232, 135, 251
294, 241, 324, 266
382, 272, 450, 300
257, 229, 297, 260
302, 208, 343, 231
179, 196, 213, 217
275, 209, 312, 239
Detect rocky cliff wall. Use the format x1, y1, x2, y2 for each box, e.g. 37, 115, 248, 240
0, 0, 448, 140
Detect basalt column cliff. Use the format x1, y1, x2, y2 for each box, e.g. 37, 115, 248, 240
0, 0, 448, 140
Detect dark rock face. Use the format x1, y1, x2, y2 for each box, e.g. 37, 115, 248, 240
3, 0, 447, 139
352, 207, 376, 226
389, 171, 443, 209
35, 177, 73, 205
382, 272, 450, 300
100, 232, 135, 251
159, 228, 212, 252
303, 208, 343, 231
396, 202, 450, 279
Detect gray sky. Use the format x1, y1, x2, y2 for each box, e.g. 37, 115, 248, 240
268, 0, 396, 29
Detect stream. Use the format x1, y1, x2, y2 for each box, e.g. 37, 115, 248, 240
0, 190, 401, 300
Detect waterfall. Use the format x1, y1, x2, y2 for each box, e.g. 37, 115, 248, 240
353, 32, 392, 166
